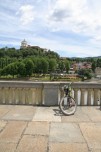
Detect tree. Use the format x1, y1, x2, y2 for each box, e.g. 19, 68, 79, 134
64, 60, 70, 73
0, 48, 5, 58
1, 62, 18, 78
17, 62, 26, 77
92, 61, 96, 72
23, 59, 34, 77
96, 58, 101, 67
78, 69, 92, 80
58, 61, 65, 72
41, 58, 49, 74
9, 63, 18, 78
48, 59, 57, 72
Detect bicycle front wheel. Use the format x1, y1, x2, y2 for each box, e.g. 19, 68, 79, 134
59, 96, 77, 116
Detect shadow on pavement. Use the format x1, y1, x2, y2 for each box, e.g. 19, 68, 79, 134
53, 108, 64, 116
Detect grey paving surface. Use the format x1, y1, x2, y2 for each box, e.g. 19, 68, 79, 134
32, 107, 61, 122
0, 105, 101, 152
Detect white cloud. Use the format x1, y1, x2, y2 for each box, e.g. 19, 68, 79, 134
17, 5, 35, 25
26, 36, 100, 57
46, 0, 101, 39
1, 0, 101, 57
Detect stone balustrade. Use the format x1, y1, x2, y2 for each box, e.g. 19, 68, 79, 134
0, 81, 101, 106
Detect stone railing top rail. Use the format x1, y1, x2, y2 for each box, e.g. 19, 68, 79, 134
0, 81, 101, 89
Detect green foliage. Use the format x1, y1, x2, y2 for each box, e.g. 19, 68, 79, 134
17, 62, 26, 77
23, 59, 34, 77
78, 69, 92, 79
1, 62, 18, 78
58, 61, 65, 72
96, 58, 101, 67
64, 60, 70, 73
33, 57, 49, 74
92, 61, 96, 72
45, 50, 59, 59
0, 47, 71, 78
41, 58, 49, 74
0, 48, 5, 57
48, 59, 57, 72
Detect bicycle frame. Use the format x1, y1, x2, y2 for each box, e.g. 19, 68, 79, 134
63, 83, 72, 97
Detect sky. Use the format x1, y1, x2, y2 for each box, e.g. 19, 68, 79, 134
0, 0, 101, 57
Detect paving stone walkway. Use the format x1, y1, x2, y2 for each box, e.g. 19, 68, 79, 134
0, 105, 101, 152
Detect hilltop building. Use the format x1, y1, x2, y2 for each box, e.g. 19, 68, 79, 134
20, 39, 28, 49
20, 39, 48, 51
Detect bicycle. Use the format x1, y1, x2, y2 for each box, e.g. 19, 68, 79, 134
59, 83, 77, 115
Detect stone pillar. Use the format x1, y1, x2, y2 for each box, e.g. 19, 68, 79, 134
94, 89, 100, 106
87, 89, 92, 106
80, 89, 85, 106
36, 88, 42, 105
43, 83, 59, 106
74, 89, 79, 105
58, 87, 64, 105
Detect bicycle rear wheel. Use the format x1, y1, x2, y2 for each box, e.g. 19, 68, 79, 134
59, 96, 77, 115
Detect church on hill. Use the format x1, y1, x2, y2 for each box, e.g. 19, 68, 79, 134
20, 39, 49, 51
20, 39, 28, 49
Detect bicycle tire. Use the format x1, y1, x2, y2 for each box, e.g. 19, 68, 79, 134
59, 96, 77, 115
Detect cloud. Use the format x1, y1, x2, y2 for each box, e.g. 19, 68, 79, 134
16, 5, 35, 25
1, 0, 101, 57
46, 0, 101, 39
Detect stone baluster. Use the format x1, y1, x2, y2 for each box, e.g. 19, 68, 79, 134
0, 88, 3, 103
25, 88, 31, 105
80, 89, 85, 106
27, 88, 33, 105
15, 88, 20, 104
8, 88, 14, 104
29, 88, 36, 105
94, 89, 100, 106
74, 89, 79, 105
20, 88, 26, 105
5, 88, 9, 104
2, 88, 6, 104
34, 88, 38, 105
33, 88, 37, 105
24, 88, 28, 104
18, 88, 23, 104
87, 89, 92, 106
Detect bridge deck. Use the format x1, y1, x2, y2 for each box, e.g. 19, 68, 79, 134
0, 105, 101, 152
